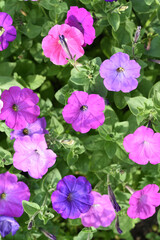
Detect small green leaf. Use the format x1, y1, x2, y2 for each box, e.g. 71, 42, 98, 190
22, 201, 40, 216
42, 168, 61, 190
107, 12, 120, 32
26, 75, 46, 90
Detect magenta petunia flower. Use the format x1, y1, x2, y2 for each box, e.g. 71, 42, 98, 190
13, 134, 57, 179
62, 91, 105, 133
10, 117, 49, 140
65, 6, 96, 47
0, 216, 20, 238
42, 24, 84, 65
0, 86, 40, 130
0, 172, 30, 217
123, 126, 160, 165
0, 12, 17, 51
51, 175, 94, 219
99, 52, 141, 92
80, 191, 116, 228
0, 90, 3, 114
127, 184, 160, 219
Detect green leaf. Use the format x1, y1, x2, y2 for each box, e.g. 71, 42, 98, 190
114, 121, 129, 135
21, 22, 41, 39
114, 92, 131, 109
50, 116, 64, 135
144, 0, 154, 6
145, 36, 160, 58
26, 75, 46, 90
104, 141, 117, 159
125, 96, 146, 115
42, 168, 61, 191
0, 62, 16, 76
0, 147, 13, 167
55, 84, 71, 105
0, 76, 23, 90
157, 209, 160, 226
69, 66, 88, 86
107, 12, 120, 32
22, 201, 40, 216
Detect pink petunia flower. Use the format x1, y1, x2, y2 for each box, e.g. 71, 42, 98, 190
123, 126, 160, 165
0, 86, 40, 130
0, 172, 30, 218
42, 24, 84, 65
99, 52, 141, 92
13, 134, 57, 179
0, 90, 3, 114
65, 6, 96, 47
127, 184, 160, 219
80, 191, 116, 228
62, 91, 105, 133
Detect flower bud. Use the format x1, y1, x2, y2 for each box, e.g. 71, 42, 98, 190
108, 185, 121, 212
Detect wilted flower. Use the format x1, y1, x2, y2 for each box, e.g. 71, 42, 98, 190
0, 86, 40, 130
0, 12, 16, 51
62, 91, 105, 133
99, 52, 141, 92
51, 175, 94, 219
108, 185, 121, 212
127, 184, 160, 219
80, 191, 116, 228
0, 216, 20, 238
0, 172, 30, 217
13, 134, 57, 179
65, 6, 96, 47
42, 24, 84, 65
10, 117, 48, 140
123, 126, 160, 165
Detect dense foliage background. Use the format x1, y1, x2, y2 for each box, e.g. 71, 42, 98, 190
0, 0, 160, 239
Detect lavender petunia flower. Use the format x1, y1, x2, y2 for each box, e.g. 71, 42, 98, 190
99, 52, 141, 92
65, 6, 96, 47
10, 117, 49, 140
123, 126, 160, 165
108, 185, 121, 212
51, 175, 94, 219
0, 86, 40, 130
0, 172, 30, 217
80, 191, 116, 228
0, 12, 17, 51
127, 184, 160, 219
0, 216, 20, 238
13, 134, 57, 179
62, 91, 105, 133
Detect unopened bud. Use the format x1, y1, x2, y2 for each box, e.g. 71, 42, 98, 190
39, 227, 56, 240
134, 26, 141, 43
108, 185, 121, 212
115, 215, 123, 234
27, 220, 33, 230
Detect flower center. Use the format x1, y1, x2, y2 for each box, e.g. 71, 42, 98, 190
117, 67, 124, 72
23, 128, 29, 135
80, 105, 88, 111
1, 193, 6, 199
12, 104, 18, 112
0, 26, 5, 37
67, 193, 72, 202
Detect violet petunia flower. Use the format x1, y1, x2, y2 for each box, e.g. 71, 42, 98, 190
42, 24, 84, 65
13, 134, 57, 179
65, 6, 96, 47
99, 52, 141, 92
10, 117, 49, 140
51, 175, 94, 219
127, 184, 160, 219
62, 91, 105, 133
0, 172, 30, 217
0, 86, 40, 130
108, 185, 121, 212
0, 216, 20, 238
0, 12, 17, 51
80, 191, 116, 228
123, 126, 160, 165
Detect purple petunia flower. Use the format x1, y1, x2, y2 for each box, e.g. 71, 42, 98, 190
0, 12, 17, 51
0, 216, 20, 238
10, 117, 49, 140
99, 52, 141, 92
51, 175, 94, 219
65, 6, 96, 47
0, 86, 40, 130
13, 134, 57, 179
127, 184, 160, 219
80, 191, 116, 228
0, 90, 3, 114
62, 91, 105, 133
0, 172, 30, 217
105, 0, 117, 2
123, 126, 160, 165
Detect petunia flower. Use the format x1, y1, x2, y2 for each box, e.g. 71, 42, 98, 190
13, 134, 57, 179
65, 6, 96, 47
105, 0, 117, 2
10, 117, 49, 140
123, 126, 160, 165
127, 184, 160, 219
80, 191, 116, 228
99, 52, 141, 92
0, 12, 17, 51
62, 91, 105, 133
0, 216, 20, 238
51, 175, 94, 219
0, 90, 3, 114
0, 172, 30, 217
0, 86, 40, 130
42, 24, 84, 65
